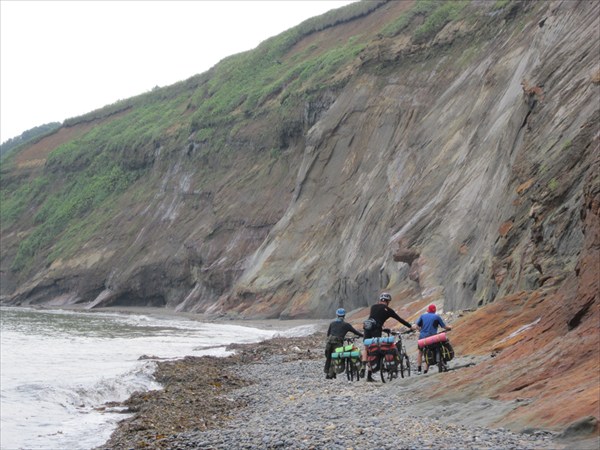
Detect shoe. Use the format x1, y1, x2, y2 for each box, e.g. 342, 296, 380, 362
359, 368, 366, 378
332, 373, 336, 379
326, 375, 333, 379
366, 374, 374, 382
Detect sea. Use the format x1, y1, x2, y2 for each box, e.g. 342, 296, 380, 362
0, 306, 316, 450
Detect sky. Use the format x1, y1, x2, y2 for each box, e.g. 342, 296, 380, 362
0, 0, 357, 144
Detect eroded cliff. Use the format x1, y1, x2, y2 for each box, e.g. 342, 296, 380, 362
1, 0, 597, 319
1, 0, 599, 434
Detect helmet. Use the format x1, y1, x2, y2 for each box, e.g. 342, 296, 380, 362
428, 304, 437, 313
379, 292, 392, 302
336, 308, 346, 317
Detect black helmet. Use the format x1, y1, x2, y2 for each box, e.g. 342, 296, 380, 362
379, 292, 392, 302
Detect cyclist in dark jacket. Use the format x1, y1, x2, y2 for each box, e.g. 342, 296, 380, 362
324, 308, 363, 379
364, 292, 415, 338
362, 292, 416, 381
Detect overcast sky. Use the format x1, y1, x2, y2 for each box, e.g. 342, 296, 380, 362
0, 0, 357, 144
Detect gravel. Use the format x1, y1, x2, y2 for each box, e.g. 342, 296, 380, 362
98, 332, 564, 450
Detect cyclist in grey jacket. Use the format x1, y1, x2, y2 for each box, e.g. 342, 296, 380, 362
324, 308, 363, 379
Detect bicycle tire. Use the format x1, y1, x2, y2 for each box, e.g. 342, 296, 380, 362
345, 358, 352, 381
379, 355, 386, 383
388, 363, 397, 381
436, 348, 444, 373
353, 359, 362, 381
401, 352, 411, 378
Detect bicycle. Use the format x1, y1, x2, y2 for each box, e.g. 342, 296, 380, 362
331, 337, 363, 381
365, 329, 410, 382
394, 330, 412, 378
418, 331, 454, 373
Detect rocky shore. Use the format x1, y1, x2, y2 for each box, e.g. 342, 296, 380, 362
95, 329, 586, 450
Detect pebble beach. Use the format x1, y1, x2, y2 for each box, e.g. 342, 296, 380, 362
97, 329, 572, 450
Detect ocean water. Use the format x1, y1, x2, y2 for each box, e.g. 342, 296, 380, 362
0, 307, 312, 450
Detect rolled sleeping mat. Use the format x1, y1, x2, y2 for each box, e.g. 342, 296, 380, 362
417, 332, 447, 348
334, 344, 356, 353
363, 336, 395, 346
331, 351, 361, 359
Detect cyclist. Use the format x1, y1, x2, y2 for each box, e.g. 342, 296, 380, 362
416, 304, 451, 374
324, 308, 363, 379
362, 292, 416, 381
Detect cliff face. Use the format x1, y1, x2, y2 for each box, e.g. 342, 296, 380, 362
1, 1, 597, 319
1, 0, 599, 433
215, 0, 600, 319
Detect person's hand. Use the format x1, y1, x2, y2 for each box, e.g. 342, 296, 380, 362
411, 324, 418, 331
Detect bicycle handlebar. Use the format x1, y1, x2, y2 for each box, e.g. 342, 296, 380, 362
383, 328, 414, 336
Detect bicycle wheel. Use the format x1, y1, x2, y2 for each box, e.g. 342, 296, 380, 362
379, 356, 386, 383
352, 359, 362, 381
436, 348, 444, 373
400, 352, 411, 378
388, 362, 397, 381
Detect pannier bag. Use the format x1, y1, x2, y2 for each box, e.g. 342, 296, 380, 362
363, 336, 395, 346
423, 342, 454, 365
332, 358, 345, 374
380, 342, 399, 363
424, 347, 437, 366
417, 332, 447, 349
366, 343, 381, 371
440, 342, 454, 361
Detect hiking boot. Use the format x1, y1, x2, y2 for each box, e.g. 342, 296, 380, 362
366, 373, 374, 382
359, 368, 366, 378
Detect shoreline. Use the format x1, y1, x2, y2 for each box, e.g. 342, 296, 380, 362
95, 330, 585, 450
18, 303, 333, 332
96, 331, 328, 450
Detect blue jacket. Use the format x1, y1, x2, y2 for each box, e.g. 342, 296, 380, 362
416, 312, 447, 339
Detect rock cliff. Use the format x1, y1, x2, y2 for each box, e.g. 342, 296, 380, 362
1, 0, 597, 319
1, 0, 598, 434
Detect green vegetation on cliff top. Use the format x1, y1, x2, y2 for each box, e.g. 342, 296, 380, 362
1, 0, 512, 275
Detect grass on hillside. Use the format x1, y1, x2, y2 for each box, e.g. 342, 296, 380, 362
2, 0, 495, 274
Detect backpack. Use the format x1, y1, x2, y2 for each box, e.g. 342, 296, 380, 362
363, 317, 377, 331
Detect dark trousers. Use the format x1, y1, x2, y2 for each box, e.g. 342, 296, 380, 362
324, 339, 342, 375
363, 326, 382, 340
